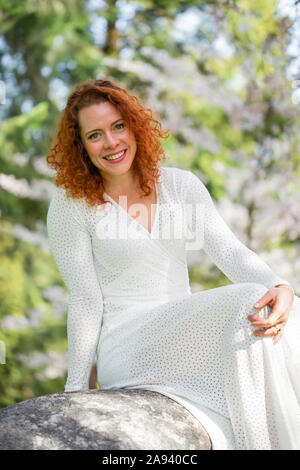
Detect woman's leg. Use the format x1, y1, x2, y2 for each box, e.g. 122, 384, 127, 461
221, 283, 300, 450
98, 282, 300, 449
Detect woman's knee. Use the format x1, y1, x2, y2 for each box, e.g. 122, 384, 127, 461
232, 282, 268, 308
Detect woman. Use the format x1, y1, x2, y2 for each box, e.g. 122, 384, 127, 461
46, 78, 300, 450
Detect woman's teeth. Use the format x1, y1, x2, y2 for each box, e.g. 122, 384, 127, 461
104, 150, 126, 160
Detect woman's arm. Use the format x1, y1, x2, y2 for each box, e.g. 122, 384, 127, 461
47, 187, 103, 392
184, 170, 292, 290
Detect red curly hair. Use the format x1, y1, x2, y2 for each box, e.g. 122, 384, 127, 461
46, 78, 170, 207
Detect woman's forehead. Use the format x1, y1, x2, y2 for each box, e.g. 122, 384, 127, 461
79, 102, 122, 130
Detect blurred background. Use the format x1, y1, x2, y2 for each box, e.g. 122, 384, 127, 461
0, 0, 299, 407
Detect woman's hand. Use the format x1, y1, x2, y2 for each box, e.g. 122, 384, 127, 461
247, 284, 294, 345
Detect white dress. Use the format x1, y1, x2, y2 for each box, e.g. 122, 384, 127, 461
46, 166, 300, 450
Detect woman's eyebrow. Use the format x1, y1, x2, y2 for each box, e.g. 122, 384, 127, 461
85, 118, 123, 136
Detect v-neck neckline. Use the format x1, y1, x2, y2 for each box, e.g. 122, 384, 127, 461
103, 178, 160, 237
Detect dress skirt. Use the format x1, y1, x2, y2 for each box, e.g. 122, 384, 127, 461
97, 282, 300, 450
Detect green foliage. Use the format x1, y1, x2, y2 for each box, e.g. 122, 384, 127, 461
0, 102, 49, 158
0, 229, 67, 407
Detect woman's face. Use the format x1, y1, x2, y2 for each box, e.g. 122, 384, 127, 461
78, 101, 137, 182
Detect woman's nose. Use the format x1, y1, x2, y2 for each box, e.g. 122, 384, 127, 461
103, 132, 120, 149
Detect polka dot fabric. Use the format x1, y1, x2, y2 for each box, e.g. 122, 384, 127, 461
47, 166, 300, 450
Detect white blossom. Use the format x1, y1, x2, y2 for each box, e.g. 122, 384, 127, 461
33, 156, 56, 177
1, 308, 44, 331
0, 173, 56, 200
180, 126, 221, 154
12, 224, 50, 253
17, 350, 68, 380
11, 153, 29, 167
42, 286, 68, 317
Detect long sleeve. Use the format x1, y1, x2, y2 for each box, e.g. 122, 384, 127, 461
183, 170, 292, 290
47, 187, 104, 392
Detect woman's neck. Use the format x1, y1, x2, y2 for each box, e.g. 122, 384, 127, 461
102, 170, 138, 196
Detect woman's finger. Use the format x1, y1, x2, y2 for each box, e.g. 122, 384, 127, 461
252, 323, 284, 345
272, 328, 284, 345
252, 326, 278, 337
253, 290, 273, 309
252, 321, 283, 334
248, 312, 286, 329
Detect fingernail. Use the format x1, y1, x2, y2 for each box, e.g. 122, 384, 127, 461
254, 303, 260, 307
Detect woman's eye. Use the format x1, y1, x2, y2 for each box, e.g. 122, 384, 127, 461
88, 123, 124, 140
89, 132, 100, 140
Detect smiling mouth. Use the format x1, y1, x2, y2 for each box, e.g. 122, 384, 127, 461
103, 149, 127, 161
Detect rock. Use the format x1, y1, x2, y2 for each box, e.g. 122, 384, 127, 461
0, 389, 212, 450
